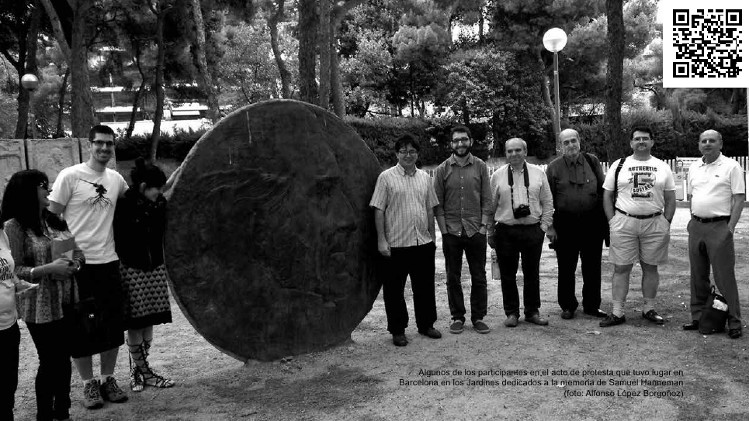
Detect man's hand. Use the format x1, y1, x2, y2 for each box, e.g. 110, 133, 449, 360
545, 226, 557, 244
378, 238, 391, 257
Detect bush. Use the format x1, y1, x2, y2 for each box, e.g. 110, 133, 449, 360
115, 128, 207, 161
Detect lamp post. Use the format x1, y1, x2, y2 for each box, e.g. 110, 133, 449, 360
21, 73, 39, 139
543, 28, 567, 142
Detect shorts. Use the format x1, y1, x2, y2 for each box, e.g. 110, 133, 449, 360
69, 261, 125, 358
608, 212, 670, 266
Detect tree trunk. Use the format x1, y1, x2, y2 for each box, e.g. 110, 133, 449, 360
318, 0, 331, 110
56, 68, 70, 137
68, 0, 96, 138
478, 1, 485, 45
190, 0, 220, 122
150, 3, 167, 161
537, 50, 557, 151
298, 0, 318, 104
14, 0, 42, 139
604, 0, 625, 163
267, 0, 291, 99
126, 42, 147, 141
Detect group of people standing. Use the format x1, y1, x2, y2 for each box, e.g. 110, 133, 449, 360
370, 125, 745, 347
1, 125, 174, 421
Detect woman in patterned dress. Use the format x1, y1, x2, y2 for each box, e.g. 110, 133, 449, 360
2, 169, 84, 421
114, 158, 174, 392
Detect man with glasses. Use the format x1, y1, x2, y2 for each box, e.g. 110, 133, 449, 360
370, 134, 442, 346
49, 125, 130, 409
600, 126, 675, 328
545, 128, 608, 320
433, 125, 493, 334
488, 138, 554, 328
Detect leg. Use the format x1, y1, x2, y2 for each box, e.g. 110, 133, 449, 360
464, 232, 488, 322
0, 323, 20, 421
520, 225, 544, 317
73, 356, 94, 382
580, 235, 604, 312
442, 234, 467, 323
706, 223, 742, 330
127, 328, 146, 392
688, 220, 712, 322
640, 261, 660, 311
100, 347, 120, 378
611, 264, 633, 317
555, 234, 581, 312
27, 319, 72, 421
383, 249, 409, 335
495, 226, 520, 317
410, 243, 438, 332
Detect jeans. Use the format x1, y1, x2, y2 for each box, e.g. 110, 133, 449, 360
494, 223, 545, 317
442, 232, 487, 323
382, 242, 437, 334
0, 322, 20, 421
27, 318, 73, 421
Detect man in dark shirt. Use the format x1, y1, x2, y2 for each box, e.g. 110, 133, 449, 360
546, 129, 608, 320
433, 125, 494, 334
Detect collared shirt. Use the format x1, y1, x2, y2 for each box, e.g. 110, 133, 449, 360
689, 153, 745, 218
546, 153, 603, 219
433, 153, 493, 237
489, 162, 554, 232
370, 163, 439, 248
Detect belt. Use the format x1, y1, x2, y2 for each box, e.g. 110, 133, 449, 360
691, 215, 730, 223
615, 207, 662, 219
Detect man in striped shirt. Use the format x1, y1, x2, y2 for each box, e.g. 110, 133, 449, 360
370, 134, 442, 347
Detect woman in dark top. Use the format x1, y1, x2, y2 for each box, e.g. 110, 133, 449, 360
114, 158, 174, 392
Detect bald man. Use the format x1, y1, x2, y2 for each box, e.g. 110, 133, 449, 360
684, 130, 745, 339
545, 129, 608, 320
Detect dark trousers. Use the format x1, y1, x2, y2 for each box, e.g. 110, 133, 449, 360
443, 232, 487, 323
0, 322, 20, 421
688, 219, 742, 329
554, 224, 603, 312
27, 318, 73, 421
383, 242, 437, 334
494, 223, 545, 317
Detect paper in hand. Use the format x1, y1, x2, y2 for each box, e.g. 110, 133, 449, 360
51, 237, 76, 260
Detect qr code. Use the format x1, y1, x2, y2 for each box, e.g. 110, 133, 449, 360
663, 0, 748, 88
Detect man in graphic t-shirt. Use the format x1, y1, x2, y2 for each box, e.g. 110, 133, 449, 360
599, 126, 676, 328
49, 125, 129, 409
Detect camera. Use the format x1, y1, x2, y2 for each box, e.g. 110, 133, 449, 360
513, 204, 531, 219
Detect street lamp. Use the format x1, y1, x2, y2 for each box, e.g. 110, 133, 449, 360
21, 73, 39, 139
543, 27, 567, 141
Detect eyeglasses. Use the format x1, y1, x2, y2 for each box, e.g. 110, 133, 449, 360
451, 137, 470, 143
397, 150, 418, 156
91, 140, 115, 147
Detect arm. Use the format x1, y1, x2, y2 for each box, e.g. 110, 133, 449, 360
48, 200, 65, 215
374, 208, 390, 257
663, 190, 676, 223
603, 189, 615, 221
538, 174, 554, 233
728, 193, 745, 233
545, 163, 557, 242
427, 205, 435, 241
479, 163, 493, 234
433, 165, 447, 235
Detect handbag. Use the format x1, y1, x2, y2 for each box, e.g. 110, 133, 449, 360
65, 277, 104, 342
698, 285, 729, 334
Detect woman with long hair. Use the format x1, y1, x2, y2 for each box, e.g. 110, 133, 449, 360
2, 169, 84, 421
114, 158, 174, 392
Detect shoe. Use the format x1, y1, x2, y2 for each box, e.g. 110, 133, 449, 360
599, 314, 626, 327
392, 334, 408, 347
449, 320, 464, 334
99, 376, 128, 403
419, 327, 442, 339
525, 314, 549, 326
473, 320, 490, 334
728, 328, 742, 339
682, 320, 699, 331
130, 366, 144, 392
561, 309, 574, 320
584, 309, 608, 318
504, 315, 518, 328
642, 310, 665, 325
82, 379, 104, 409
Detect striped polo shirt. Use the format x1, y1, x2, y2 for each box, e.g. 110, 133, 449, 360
370, 164, 439, 248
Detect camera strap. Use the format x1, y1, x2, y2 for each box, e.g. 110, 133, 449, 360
508, 162, 530, 211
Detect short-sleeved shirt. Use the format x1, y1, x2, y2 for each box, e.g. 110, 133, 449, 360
50, 163, 128, 264
369, 164, 439, 248
0, 231, 18, 330
689, 154, 745, 218
432, 154, 493, 237
489, 163, 554, 232
603, 156, 675, 215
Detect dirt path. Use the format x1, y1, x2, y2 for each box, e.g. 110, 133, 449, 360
15, 207, 749, 420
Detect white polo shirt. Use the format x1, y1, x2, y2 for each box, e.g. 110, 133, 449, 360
688, 154, 745, 218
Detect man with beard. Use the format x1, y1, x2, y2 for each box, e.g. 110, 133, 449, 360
684, 129, 744, 339
488, 138, 554, 328
600, 126, 675, 328
49, 125, 130, 409
545, 128, 608, 320
370, 134, 442, 347
433, 125, 493, 334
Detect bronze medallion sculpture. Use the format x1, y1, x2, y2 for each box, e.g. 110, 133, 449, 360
165, 100, 382, 361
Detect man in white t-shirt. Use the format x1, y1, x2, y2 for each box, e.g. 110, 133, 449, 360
49, 125, 129, 409
600, 126, 676, 328
684, 129, 745, 339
